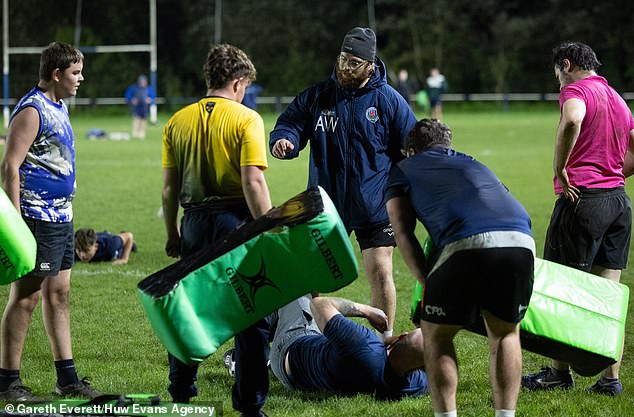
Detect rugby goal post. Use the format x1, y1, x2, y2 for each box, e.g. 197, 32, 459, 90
2, 0, 158, 127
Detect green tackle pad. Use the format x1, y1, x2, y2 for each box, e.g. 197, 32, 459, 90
0, 188, 36, 285
137, 187, 358, 365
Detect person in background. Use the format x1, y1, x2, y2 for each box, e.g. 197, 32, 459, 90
242, 82, 263, 110
426, 67, 447, 120
386, 118, 535, 417
396, 68, 415, 106
74, 228, 136, 265
522, 41, 634, 396
270, 27, 416, 339
161, 43, 272, 417
124, 74, 155, 139
0, 41, 102, 401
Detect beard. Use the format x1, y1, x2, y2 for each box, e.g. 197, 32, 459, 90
335, 65, 374, 89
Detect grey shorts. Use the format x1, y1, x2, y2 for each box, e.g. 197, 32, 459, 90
269, 295, 321, 390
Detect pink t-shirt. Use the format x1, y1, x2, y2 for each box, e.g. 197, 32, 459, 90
554, 75, 634, 194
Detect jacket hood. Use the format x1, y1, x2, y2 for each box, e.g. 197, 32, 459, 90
330, 56, 388, 90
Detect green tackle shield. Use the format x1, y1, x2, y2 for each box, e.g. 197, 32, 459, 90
137, 187, 358, 365
519, 258, 628, 376
0, 188, 36, 284
410, 237, 629, 377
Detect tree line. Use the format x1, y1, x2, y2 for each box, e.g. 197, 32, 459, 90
3, 0, 633, 102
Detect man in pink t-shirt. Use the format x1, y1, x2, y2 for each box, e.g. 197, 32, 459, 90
523, 42, 634, 396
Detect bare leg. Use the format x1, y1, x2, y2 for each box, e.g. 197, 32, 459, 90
591, 265, 623, 379
421, 320, 461, 412
41, 269, 73, 361
482, 311, 521, 410
361, 246, 395, 330
0, 277, 45, 369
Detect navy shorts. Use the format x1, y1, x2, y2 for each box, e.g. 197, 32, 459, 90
353, 223, 396, 250
421, 247, 534, 325
24, 218, 74, 277
544, 187, 632, 271
180, 202, 251, 257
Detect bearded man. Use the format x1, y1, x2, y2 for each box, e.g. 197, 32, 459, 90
270, 28, 416, 338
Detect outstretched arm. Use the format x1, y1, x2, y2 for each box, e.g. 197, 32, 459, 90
112, 232, 135, 265
310, 296, 388, 334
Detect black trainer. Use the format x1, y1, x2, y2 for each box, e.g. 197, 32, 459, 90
0, 379, 48, 402
55, 377, 103, 399
587, 377, 623, 396
522, 366, 574, 390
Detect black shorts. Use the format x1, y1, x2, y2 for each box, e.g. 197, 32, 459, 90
421, 247, 534, 325
544, 187, 632, 271
24, 218, 74, 277
353, 223, 396, 250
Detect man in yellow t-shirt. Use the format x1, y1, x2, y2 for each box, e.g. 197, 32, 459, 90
161, 44, 272, 417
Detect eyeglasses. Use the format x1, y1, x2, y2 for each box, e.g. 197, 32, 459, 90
337, 54, 369, 71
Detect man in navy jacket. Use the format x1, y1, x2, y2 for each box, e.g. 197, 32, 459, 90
270, 28, 416, 337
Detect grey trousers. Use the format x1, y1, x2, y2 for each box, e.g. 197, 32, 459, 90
269, 294, 321, 390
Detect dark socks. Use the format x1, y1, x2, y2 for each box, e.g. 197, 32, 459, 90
0, 368, 20, 391
55, 359, 79, 387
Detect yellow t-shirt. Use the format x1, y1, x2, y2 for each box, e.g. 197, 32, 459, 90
162, 97, 268, 205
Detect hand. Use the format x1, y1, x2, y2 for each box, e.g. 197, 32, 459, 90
364, 306, 388, 333
271, 139, 295, 159
557, 169, 580, 201
112, 258, 128, 265
165, 236, 181, 258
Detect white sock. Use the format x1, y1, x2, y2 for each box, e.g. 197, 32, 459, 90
434, 411, 457, 417
495, 410, 515, 417
376, 329, 393, 341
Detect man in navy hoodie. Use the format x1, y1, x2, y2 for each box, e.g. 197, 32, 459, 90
270, 28, 416, 338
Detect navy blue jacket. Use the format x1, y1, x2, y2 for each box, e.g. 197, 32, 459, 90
270, 58, 417, 230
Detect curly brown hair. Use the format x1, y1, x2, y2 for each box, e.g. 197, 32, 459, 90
404, 118, 452, 152
203, 44, 256, 90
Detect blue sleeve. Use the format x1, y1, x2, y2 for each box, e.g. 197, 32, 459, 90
385, 164, 410, 201
323, 314, 380, 355
375, 368, 429, 400
124, 85, 135, 102
269, 88, 314, 159
388, 90, 417, 163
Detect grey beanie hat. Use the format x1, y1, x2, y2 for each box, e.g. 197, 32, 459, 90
340, 27, 376, 62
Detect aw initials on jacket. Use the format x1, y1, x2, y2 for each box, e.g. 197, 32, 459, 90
314, 111, 339, 132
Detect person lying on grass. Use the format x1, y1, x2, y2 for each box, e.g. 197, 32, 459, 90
74, 228, 136, 265
225, 294, 428, 400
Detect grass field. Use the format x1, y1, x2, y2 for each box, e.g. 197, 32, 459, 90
1, 108, 634, 416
